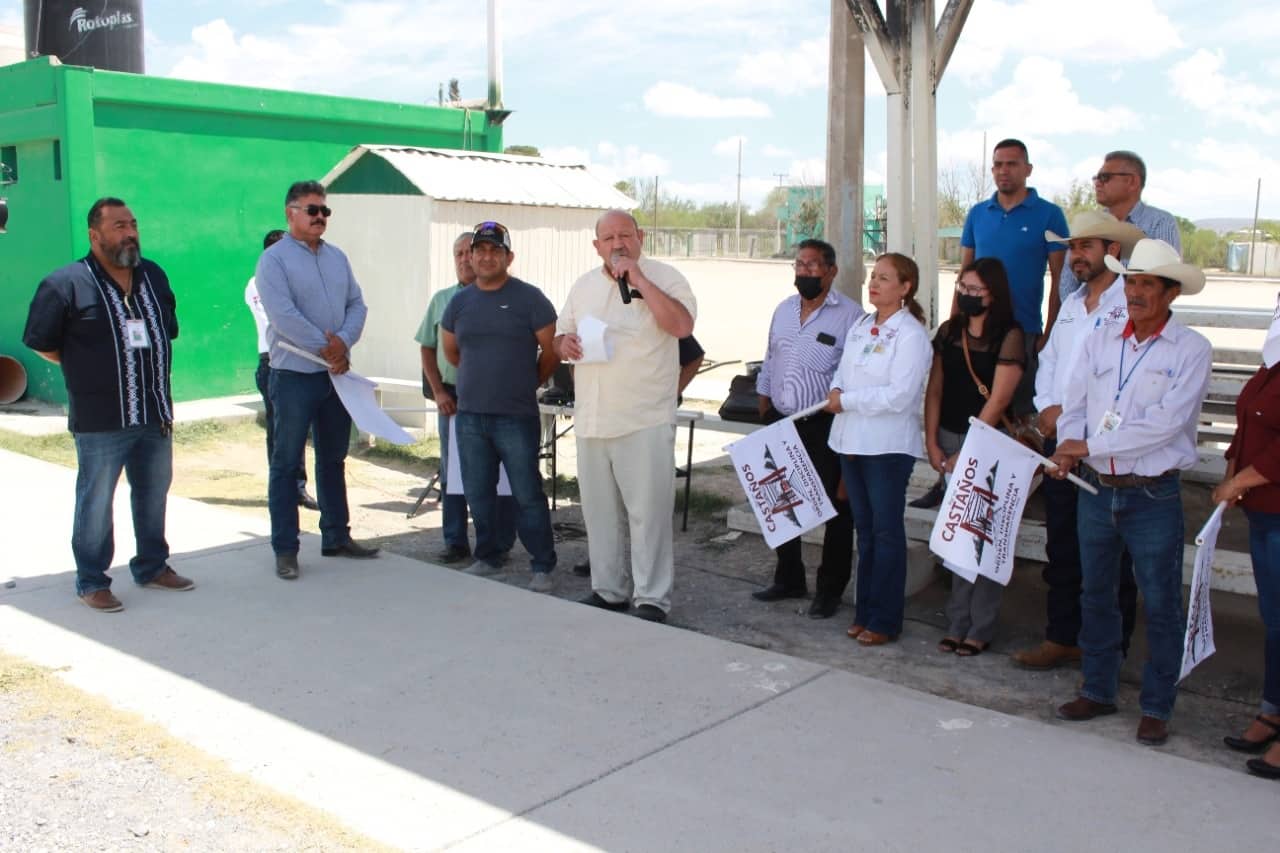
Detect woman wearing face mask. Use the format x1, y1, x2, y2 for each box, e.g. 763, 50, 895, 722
825, 253, 933, 646
925, 257, 1025, 657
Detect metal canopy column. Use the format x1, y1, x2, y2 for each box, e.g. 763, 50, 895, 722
825, 0, 867, 301
838, 0, 973, 325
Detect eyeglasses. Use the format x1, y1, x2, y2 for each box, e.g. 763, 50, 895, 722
955, 284, 989, 296
1091, 172, 1137, 185
793, 259, 825, 272
289, 204, 332, 217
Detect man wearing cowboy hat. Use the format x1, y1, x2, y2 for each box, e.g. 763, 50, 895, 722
1048, 238, 1212, 746
1013, 211, 1146, 671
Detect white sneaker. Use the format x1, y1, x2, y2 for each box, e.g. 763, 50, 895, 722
463, 561, 500, 577
528, 573, 554, 593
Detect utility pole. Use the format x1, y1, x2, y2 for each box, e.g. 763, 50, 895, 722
773, 172, 789, 255
1250, 177, 1262, 276
735, 138, 743, 257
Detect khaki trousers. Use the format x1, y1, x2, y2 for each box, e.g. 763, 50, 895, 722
577, 424, 675, 612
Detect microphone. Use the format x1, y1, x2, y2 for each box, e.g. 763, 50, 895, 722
611, 251, 632, 304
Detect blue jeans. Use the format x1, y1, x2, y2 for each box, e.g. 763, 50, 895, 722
255, 356, 308, 488
1244, 509, 1280, 715
454, 412, 555, 574
268, 369, 352, 555
1077, 471, 1186, 720
71, 424, 173, 595
438, 400, 515, 553
840, 452, 916, 636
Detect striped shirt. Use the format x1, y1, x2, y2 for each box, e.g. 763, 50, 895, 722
757, 290, 863, 415
1058, 200, 1182, 301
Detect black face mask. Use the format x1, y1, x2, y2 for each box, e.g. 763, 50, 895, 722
956, 293, 988, 317
794, 275, 824, 301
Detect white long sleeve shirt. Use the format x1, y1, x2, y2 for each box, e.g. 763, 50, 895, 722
827, 309, 932, 457
1034, 275, 1128, 411
1057, 315, 1211, 476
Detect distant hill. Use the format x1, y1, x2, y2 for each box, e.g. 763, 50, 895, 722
1196, 218, 1254, 235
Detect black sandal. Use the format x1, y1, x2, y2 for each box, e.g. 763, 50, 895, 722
1225, 715, 1280, 754
937, 638, 960, 653
955, 640, 988, 657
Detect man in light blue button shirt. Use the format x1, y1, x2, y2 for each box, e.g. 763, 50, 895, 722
1057, 150, 1182, 303
256, 180, 378, 580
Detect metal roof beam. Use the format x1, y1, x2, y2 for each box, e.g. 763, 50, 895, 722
845, 0, 901, 93
933, 0, 974, 84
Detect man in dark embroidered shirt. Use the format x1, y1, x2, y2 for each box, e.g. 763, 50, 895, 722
23, 197, 195, 613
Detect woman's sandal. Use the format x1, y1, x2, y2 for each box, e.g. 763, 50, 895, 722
937, 637, 960, 653
1224, 715, 1280, 754
857, 630, 893, 646
847, 624, 866, 639
955, 640, 988, 657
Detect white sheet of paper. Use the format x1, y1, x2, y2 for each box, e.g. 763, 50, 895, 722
445, 416, 512, 496
276, 341, 414, 446
572, 315, 613, 364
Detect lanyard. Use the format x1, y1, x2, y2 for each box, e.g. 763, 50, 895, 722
1115, 335, 1158, 402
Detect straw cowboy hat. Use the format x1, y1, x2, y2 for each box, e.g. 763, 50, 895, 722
1103, 238, 1206, 295
1045, 209, 1145, 252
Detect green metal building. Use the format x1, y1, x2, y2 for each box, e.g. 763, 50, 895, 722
0, 57, 502, 404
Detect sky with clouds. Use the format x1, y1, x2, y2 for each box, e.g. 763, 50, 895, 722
2, 0, 1276, 221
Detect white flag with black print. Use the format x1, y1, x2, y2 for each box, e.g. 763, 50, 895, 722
1180, 502, 1224, 682
929, 419, 1042, 586
727, 418, 837, 550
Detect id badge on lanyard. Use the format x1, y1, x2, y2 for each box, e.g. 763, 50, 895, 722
126, 318, 151, 349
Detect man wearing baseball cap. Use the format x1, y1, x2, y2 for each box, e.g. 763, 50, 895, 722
1013, 211, 1146, 671
1048, 239, 1212, 746
440, 221, 560, 591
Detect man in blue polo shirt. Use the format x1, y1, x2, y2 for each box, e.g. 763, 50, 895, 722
961, 138, 1068, 420
962, 138, 1068, 341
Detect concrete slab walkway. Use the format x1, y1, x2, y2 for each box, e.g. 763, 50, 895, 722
1, 448, 1274, 851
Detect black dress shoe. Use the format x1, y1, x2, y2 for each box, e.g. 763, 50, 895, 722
908, 480, 945, 509
578, 592, 629, 611
434, 544, 471, 565
1246, 756, 1280, 780
752, 583, 807, 602
634, 604, 668, 623
1224, 715, 1280, 754
572, 560, 591, 577
808, 595, 839, 619
321, 539, 380, 558
275, 554, 299, 580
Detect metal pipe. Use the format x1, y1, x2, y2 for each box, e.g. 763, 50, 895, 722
487, 0, 503, 110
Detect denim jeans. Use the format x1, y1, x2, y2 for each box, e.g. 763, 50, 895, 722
840, 452, 916, 636
255, 356, 307, 488
1041, 437, 1138, 652
1244, 509, 1280, 715
1077, 471, 1186, 720
454, 412, 555, 574
71, 423, 173, 595
438, 395, 515, 553
268, 369, 352, 555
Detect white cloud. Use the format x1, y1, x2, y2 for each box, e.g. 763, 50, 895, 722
713, 136, 747, 157
972, 57, 1138, 136
1169, 49, 1279, 135
1153, 138, 1280, 219
541, 145, 592, 165
588, 142, 671, 183
663, 175, 776, 208
787, 157, 826, 185
735, 36, 827, 94
762, 144, 793, 158
642, 82, 771, 119
946, 0, 1181, 84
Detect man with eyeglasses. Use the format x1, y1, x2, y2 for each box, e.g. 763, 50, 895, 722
440, 221, 560, 591
1056, 151, 1181, 304
749, 239, 862, 618
555, 209, 696, 623
256, 180, 379, 581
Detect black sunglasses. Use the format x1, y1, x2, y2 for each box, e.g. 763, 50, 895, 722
290, 204, 332, 217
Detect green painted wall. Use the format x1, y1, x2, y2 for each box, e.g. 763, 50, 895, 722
0, 58, 501, 404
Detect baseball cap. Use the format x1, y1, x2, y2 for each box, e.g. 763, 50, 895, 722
472, 221, 512, 251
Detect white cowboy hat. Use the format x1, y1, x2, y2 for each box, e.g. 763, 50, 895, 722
1103, 238, 1205, 296
1045, 209, 1145, 252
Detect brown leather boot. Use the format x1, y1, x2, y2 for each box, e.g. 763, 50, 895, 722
1012, 640, 1081, 670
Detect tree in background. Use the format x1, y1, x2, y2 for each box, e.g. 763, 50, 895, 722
504, 145, 541, 157
1052, 179, 1095, 222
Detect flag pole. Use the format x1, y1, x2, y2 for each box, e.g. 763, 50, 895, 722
967, 416, 1098, 495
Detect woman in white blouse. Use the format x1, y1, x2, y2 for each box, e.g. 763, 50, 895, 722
825, 253, 933, 646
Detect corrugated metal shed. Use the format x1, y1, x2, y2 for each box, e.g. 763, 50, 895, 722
323, 145, 635, 210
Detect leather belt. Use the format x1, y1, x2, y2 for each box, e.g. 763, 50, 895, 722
1079, 464, 1178, 489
